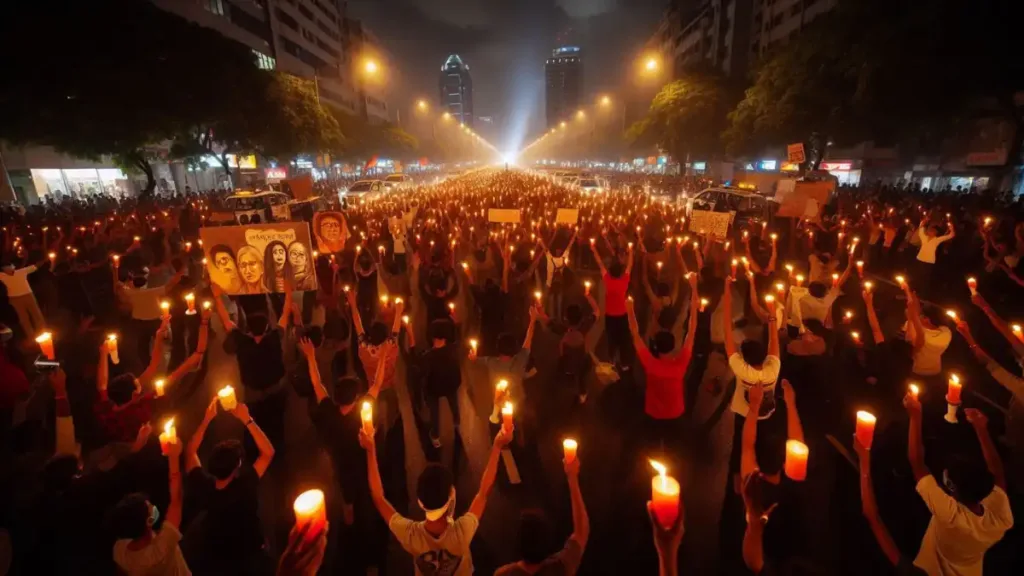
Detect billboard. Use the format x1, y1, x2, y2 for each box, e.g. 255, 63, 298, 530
201, 222, 318, 294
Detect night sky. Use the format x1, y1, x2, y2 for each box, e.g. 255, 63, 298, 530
347, 0, 666, 152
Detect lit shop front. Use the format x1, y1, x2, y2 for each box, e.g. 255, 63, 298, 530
30, 168, 132, 198
819, 161, 862, 186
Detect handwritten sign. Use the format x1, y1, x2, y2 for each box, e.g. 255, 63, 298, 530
488, 208, 521, 223
776, 180, 833, 221
244, 227, 297, 256
200, 222, 317, 294
688, 210, 734, 240
556, 208, 579, 224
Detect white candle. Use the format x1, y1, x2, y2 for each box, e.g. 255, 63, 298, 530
218, 385, 237, 410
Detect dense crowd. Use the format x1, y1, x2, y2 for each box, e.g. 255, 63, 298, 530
0, 170, 1022, 575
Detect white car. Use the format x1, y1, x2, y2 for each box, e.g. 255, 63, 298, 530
383, 173, 414, 191
340, 180, 384, 199
577, 176, 607, 193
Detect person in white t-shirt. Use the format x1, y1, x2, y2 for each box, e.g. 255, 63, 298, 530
0, 259, 47, 337
723, 276, 781, 419
361, 423, 512, 575
905, 292, 952, 377
905, 395, 1013, 576
110, 438, 190, 575
914, 217, 955, 297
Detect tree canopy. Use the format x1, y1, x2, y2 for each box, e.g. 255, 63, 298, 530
627, 76, 732, 162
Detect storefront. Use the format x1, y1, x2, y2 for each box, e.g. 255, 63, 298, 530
30, 167, 132, 198
820, 161, 862, 186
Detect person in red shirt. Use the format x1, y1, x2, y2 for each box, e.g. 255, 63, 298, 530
590, 241, 634, 372
627, 272, 699, 458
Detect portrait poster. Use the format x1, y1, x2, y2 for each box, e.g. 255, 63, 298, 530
775, 181, 832, 221
312, 211, 350, 254
200, 222, 318, 295
688, 210, 734, 240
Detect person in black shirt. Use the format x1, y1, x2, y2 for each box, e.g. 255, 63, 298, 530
465, 255, 509, 356
184, 398, 276, 575
211, 281, 293, 455
301, 332, 393, 574
419, 318, 463, 448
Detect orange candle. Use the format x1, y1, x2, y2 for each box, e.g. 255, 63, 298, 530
154, 378, 166, 398
764, 294, 775, 312
731, 259, 738, 277
795, 274, 805, 287
36, 332, 56, 360
361, 401, 374, 434
649, 460, 680, 528
160, 300, 171, 319
218, 385, 237, 410
855, 411, 877, 450
966, 277, 977, 295
184, 293, 196, 315
107, 333, 120, 364
1012, 324, 1024, 343
784, 440, 809, 481
563, 438, 578, 464
159, 418, 177, 455
584, 280, 592, 295
501, 401, 514, 433
863, 281, 873, 293
856, 260, 864, 275
832, 273, 839, 287
469, 339, 478, 354
293, 489, 327, 539
947, 374, 962, 404
112, 254, 120, 268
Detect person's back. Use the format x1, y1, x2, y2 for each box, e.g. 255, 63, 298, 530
390, 515, 478, 575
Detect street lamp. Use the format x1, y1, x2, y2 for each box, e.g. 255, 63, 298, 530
600, 95, 611, 107
560, 121, 567, 129
442, 111, 451, 120
364, 59, 379, 75
576, 110, 586, 120
417, 99, 428, 111
644, 57, 658, 72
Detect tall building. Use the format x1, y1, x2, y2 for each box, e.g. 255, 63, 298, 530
545, 46, 583, 129
647, 0, 837, 80
439, 55, 474, 127
342, 17, 391, 124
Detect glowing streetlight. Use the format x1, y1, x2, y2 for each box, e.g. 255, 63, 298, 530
442, 111, 451, 120
643, 56, 660, 73
560, 121, 567, 129
364, 59, 379, 75
576, 109, 586, 120
600, 95, 611, 106
416, 99, 428, 111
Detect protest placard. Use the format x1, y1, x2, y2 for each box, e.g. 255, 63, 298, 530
555, 208, 579, 224
688, 210, 734, 240
201, 222, 318, 294
488, 208, 521, 223
775, 180, 833, 221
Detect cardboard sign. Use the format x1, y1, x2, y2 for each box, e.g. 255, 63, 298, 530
787, 143, 806, 164
285, 174, 314, 201
775, 180, 833, 221
555, 208, 579, 224
201, 222, 318, 294
688, 210, 734, 240
488, 208, 521, 223
312, 211, 349, 254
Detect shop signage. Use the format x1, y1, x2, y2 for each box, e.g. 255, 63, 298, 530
787, 143, 806, 164
820, 162, 853, 171
265, 167, 287, 182
759, 160, 778, 171
781, 162, 800, 172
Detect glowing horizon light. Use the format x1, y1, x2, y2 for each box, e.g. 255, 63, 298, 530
364, 59, 379, 74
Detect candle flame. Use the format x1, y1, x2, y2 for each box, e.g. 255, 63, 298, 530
856, 410, 876, 425
496, 379, 509, 392
501, 401, 514, 416
35, 331, 52, 343
649, 459, 667, 477
163, 418, 175, 434
945, 310, 957, 320
909, 383, 920, 396
218, 385, 234, 398
950, 374, 960, 385
294, 489, 325, 513
107, 333, 118, 342
563, 438, 578, 450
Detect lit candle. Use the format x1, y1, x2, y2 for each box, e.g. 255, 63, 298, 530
218, 385, 237, 410
361, 401, 374, 434
856, 260, 864, 275
448, 302, 456, 314
343, 284, 350, 293
945, 310, 958, 322
563, 438, 578, 464
843, 310, 853, 323
1012, 324, 1023, 343
48, 252, 56, 263
461, 261, 469, 271
908, 383, 920, 400
947, 374, 962, 404
795, 274, 805, 287
380, 294, 390, 307
160, 300, 171, 319
966, 277, 977, 295
154, 378, 166, 398
895, 275, 906, 288
699, 297, 709, 313
764, 294, 775, 312
855, 411, 877, 450
534, 291, 542, 303
185, 241, 192, 251
107, 333, 120, 364
293, 489, 327, 540
35, 332, 55, 360
184, 293, 196, 315
469, 339, 478, 354
202, 300, 211, 311
832, 273, 839, 287
656, 261, 663, 276
133, 235, 141, 243
313, 250, 319, 259
501, 401, 514, 433
784, 439, 809, 481
775, 282, 785, 295
785, 264, 794, 279
850, 331, 861, 344
770, 233, 778, 242
159, 418, 177, 455
112, 254, 120, 268
731, 259, 738, 277
584, 280, 592, 295
649, 460, 680, 528
863, 280, 873, 293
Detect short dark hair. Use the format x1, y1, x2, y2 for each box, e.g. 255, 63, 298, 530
741, 340, 767, 367
108, 373, 137, 406
519, 509, 554, 564
808, 282, 828, 299
654, 281, 671, 298
110, 493, 150, 540
429, 319, 453, 342
304, 326, 324, 347
497, 333, 519, 357
417, 464, 454, 511
210, 244, 235, 261
565, 304, 583, 326
652, 331, 675, 357
247, 312, 270, 336
334, 376, 362, 405
608, 261, 625, 278
802, 319, 827, 338
208, 440, 243, 480
324, 316, 350, 342
43, 454, 80, 493
945, 455, 995, 505
367, 322, 389, 346
921, 306, 944, 326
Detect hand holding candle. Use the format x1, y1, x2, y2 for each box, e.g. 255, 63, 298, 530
160, 300, 171, 320
293, 489, 327, 540
966, 277, 977, 295
154, 378, 166, 397
563, 438, 578, 464
159, 418, 177, 455
501, 401, 514, 434
361, 401, 374, 435
855, 411, 877, 450
107, 333, 120, 365
218, 385, 238, 410
36, 332, 56, 360
649, 460, 680, 529
184, 292, 196, 315
947, 374, 962, 404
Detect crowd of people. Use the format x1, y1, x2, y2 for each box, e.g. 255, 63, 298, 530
0, 169, 1022, 575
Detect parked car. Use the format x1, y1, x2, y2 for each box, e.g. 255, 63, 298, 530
218, 190, 292, 225
685, 186, 778, 227
383, 173, 414, 191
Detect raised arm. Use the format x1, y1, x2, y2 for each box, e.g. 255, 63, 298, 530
906, 293, 926, 352
904, 393, 928, 482
747, 272, 769, 323
186, 399, 218, 473
971, 293, 1024, 358
299, 337, 328, 403
167, 316, 209, 386
862, 290, 884, 344
468, 429, 514, 519
741, 383, 763, 479
780, 379, 804, 446
139, 317, 171, 385
565, 456, 590, 552
589, 240, 608, 277
164, 440, 184, 530
522, 306, 539, 352
626, 298, 649, 357
346, 289, 365, 338
235, 403, 275, 477
367, 341, 394, 400
854, 437, 903, 567
723, 277, 737, 358
681, 273, 699, 354
641, 256, 657, 305
966, 409, 1006, 491
360, 429, 399, 522
277, 279, 294, 330
210, 283, 237, 332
